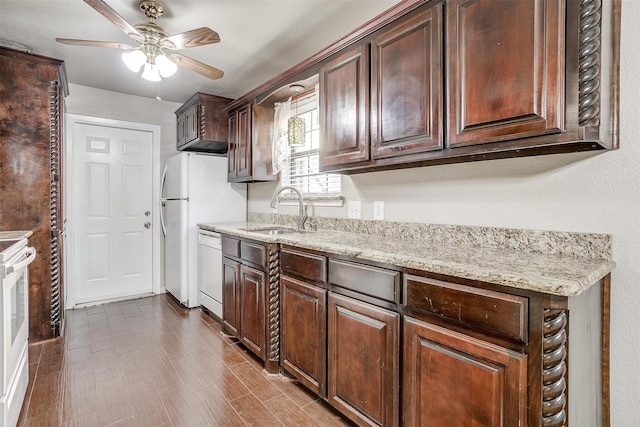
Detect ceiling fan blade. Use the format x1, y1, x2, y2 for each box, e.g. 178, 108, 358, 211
161, 27, 220, 50
168, 53, 224, 80
55, 38, 133, 50
83, 0, 141, 38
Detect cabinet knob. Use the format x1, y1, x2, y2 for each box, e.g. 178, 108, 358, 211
144, 222, 151, 229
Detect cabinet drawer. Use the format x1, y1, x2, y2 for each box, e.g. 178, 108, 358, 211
328, 259, 400, 303
404, 275, 528, 343
222, 236, 240, 258
241, 240, 267, 268
281, 247, 327, 284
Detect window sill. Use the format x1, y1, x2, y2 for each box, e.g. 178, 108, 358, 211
276, 194, 345, 207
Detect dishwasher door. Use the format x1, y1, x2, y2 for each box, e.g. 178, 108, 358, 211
198, 230, 222, 318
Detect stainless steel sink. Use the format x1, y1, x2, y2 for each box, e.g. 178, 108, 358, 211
241, 226, 303, 235
252, 228, 300, 235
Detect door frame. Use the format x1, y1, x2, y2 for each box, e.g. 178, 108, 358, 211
64, 113, 162, 308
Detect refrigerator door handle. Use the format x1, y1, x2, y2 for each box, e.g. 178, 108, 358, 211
160, 164, 168, 236
160, 201, 167, 236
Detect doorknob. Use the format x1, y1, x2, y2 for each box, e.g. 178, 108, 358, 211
145, 211, 151, 216
144, 222, 151, 229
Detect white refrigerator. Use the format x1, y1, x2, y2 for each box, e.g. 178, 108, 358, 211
160, 152, 246, 308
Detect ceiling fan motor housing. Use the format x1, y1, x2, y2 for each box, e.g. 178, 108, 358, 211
139, 1, 164, 22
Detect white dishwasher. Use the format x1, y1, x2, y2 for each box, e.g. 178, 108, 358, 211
198, 230, 223, 318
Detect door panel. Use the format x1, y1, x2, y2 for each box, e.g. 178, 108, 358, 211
73, 122, 153, 304
446, 0, 564, 147
402, 316, 527, 426
240, 264, 265, 359
371, 4, 443, 159
280, 276, 327, 396
319, 45, 370, 169
327, 293, 399, 426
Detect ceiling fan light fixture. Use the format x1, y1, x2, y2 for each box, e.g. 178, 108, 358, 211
141, 62, 162, 82
156, 54, 177, 78
122, 49, 146, 72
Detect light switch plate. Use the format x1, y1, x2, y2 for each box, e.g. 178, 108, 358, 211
373, 201, 385, 220
348, 201, 362, 219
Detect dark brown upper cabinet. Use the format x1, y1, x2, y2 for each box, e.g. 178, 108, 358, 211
175, 92, 232, 154
226, 0, 619, 174
319, 45, 370, 169
226, 102, 279, 183
371, 4, 444, 160
227, 104, 252, 182
446, 0, 564, 148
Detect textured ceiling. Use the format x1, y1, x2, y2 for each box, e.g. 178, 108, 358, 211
0, 0, 398, 103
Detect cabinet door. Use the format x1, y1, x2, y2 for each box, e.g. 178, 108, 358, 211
403, 316, 527, 427
371, 4, 443, 160
319, 45, 370, 170
227, 111, 238, 181
446, 0, 564, 147
240, 264, 266, 360
280, 276, 327, 396
236, 104, 252, 180
327, 293, 399, 427
184, 103, 198, 144
176, 112, 187, 147
222, 257, 241, 337
251, 103, 278, 182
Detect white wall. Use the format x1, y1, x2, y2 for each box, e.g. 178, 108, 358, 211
249, 3, 640, 425
65, 83, 182, 165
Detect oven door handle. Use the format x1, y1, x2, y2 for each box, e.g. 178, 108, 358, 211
6, 247, 37, 275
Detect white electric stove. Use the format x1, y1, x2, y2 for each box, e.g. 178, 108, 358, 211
0, 232, 35, 427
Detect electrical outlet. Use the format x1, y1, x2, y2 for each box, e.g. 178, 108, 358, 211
373, 201, 385, 220
348, 201, 362, 219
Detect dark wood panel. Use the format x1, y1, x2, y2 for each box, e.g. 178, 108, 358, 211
281, 247, 327, 284
236, 105, 252, 179
280, 276, 327, 396
402, 316, 526, 426
404, 274, 528, 343
227, 112, 238, 181
240, 265, 266, 360
327, 293, 399, 426
199, 93, 233, 143
221, 235, 241, 258
329, 259, 400, 304
0, 48, 65, 342
241, 240, 267, 269
222, 257, 241, 337
319, 44, 370, 169
371, 3, 443, 159
446, 0, 564, 147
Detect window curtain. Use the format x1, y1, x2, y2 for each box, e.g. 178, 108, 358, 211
272, 97, 292, 174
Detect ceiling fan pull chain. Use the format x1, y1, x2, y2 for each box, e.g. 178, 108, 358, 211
156, 82, 161, 101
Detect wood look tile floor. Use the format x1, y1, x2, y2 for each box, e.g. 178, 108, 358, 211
18, 295, 351, 427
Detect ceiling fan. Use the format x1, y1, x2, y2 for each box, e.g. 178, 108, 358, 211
56, 0, 223, 82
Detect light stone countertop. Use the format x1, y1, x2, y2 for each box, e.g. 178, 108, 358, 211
199, 222, 615, 297
0, 230, 33, 240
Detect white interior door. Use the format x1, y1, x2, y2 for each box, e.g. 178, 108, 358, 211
71, 120, 154, 305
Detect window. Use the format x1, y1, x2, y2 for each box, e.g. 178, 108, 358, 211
280, 90, 341, 195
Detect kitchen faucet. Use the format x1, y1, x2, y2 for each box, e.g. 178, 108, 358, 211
270, 186, 307, 230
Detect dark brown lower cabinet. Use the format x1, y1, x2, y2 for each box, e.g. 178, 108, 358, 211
239, 264, 266, 359
402, 316, 527, 427
327, 293, 400, 427
222, 257, 241, 336
280, 276, 327, 395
